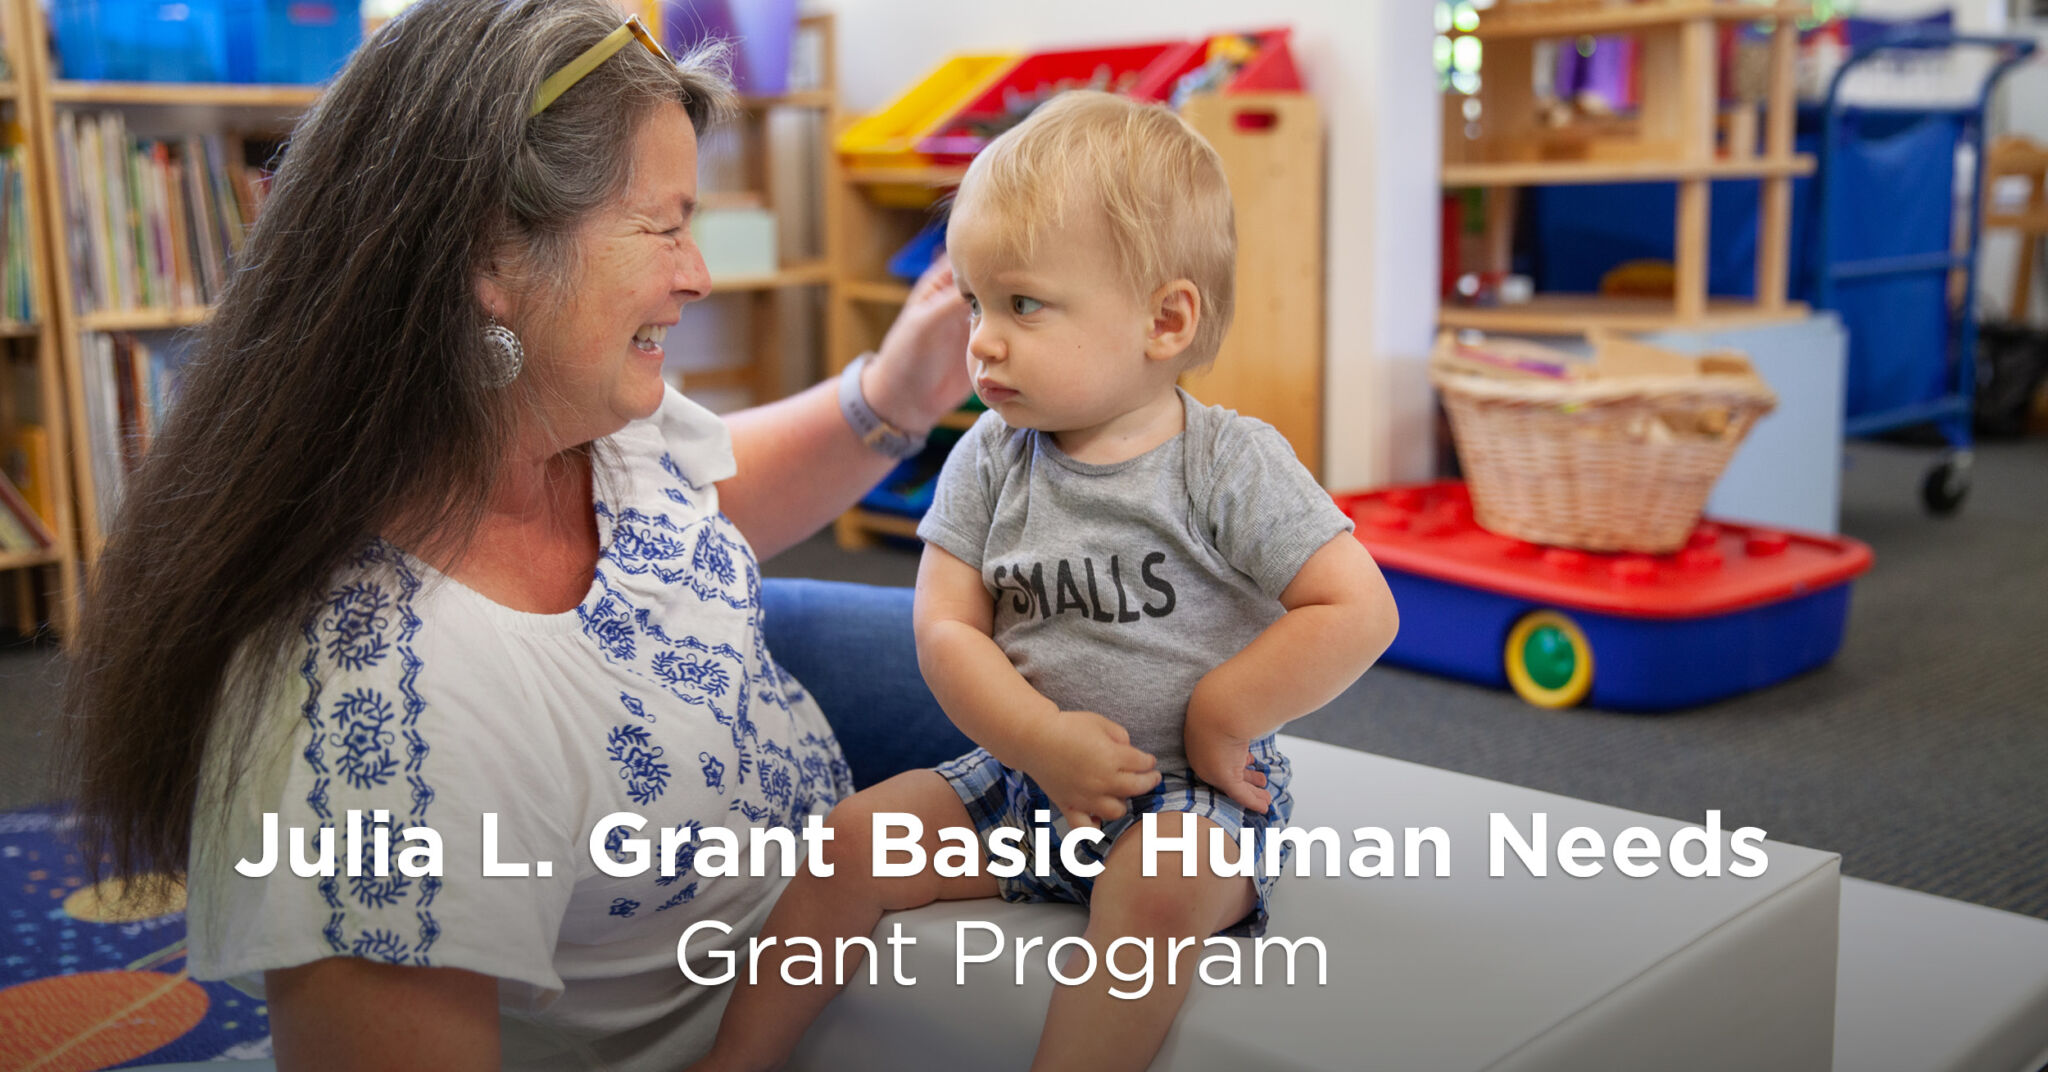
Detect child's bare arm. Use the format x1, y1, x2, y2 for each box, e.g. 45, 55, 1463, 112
914, 544, 1161, 824
1184, 535, 1399, 811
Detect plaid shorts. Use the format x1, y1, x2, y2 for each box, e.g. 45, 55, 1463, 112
935, 736, 1294, 938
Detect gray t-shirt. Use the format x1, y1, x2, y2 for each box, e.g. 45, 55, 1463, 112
916, 389, 1354, 775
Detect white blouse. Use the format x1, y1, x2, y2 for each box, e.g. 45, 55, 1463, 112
188, 385, 851, 1069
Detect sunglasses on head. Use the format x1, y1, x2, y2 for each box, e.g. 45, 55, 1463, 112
530, 14, 672, 118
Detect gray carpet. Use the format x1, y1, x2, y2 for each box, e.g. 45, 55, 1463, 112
4, 437, 2044, 919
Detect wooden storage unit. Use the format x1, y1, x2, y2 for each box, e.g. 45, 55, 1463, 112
1443, 0, 1815, 333
0, 0, 80, 636
1984, 133, 2048, 321
20, 0, 326, 568
824, 157, 964, 549
825, 90, 1327, 549
684, 13, 840, 404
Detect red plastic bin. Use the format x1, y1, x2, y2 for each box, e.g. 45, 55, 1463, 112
914, 40, 1200, 165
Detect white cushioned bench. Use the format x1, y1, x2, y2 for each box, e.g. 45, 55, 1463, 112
787, 737, 2048, 1072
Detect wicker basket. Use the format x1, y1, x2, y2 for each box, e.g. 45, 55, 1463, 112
1432, 332, 1779, 554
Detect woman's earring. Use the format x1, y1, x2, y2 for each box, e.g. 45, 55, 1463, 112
483, 319, 524, 388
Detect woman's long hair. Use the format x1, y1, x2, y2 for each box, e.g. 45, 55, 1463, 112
59, 0, 732, 887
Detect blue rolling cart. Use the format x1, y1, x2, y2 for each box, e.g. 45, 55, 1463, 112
1810, 30, 2037, 515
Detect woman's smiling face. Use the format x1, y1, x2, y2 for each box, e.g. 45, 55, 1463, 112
508, 101, 711, 448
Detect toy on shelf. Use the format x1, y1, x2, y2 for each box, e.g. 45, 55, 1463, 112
1337, 482, 1872, 710
1431, 330, 1777, 554
1440, 0, 1814, 334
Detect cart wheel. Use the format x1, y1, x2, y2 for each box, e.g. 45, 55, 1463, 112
1920, 460, 1970, 516
1505, 610, 1594, 709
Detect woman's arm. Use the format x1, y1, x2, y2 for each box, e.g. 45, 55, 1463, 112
266, 959, 500, 1072
719, 260, 970, 560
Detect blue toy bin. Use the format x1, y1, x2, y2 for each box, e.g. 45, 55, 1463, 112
52, 0, 237, 82
234, 0, 363, 84
51, 0, 362, 84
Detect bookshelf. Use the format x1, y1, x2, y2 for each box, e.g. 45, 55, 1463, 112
17, 7, 849, 607
1442, 0, 1814, 333
0, 0, 79, 636
17, 0, 304, 573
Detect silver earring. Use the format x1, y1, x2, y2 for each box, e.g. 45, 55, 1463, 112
483, 319, 524, 388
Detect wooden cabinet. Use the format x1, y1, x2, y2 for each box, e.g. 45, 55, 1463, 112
1441, 0, 1813, 333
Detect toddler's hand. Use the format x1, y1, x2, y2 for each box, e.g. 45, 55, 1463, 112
1185, 720, 1273, 816
1024, 710, 1161, 827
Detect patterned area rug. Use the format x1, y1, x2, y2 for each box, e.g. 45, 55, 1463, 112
0, 807, 271, 1070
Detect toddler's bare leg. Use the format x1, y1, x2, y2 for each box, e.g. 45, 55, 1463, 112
691, 770, 998, 1072
1029, 814, 1258, 1072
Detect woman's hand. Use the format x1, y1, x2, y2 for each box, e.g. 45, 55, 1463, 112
862, 253, 971, 434
1020, 710, 1163, 827
1184, 717, 1273, 816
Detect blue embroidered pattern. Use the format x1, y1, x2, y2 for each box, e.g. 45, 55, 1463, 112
322, 582, 392, 671
329, 689, 399, 790
575, 446, 850, 926
607, 725, 671, 805
299, 541, 438, 966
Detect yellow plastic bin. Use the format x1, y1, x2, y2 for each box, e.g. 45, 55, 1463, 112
838, 53, 1016, 206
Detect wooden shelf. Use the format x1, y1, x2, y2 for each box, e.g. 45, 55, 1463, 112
0, 320, 40, 338
1461, 2, 1809, 40
713, 261, 832, 292
680, 366, 752, 391
79, 306, 211, 332
844, 280, 912, 305
0, 547, 60, 571
843, 165, 967, 189
0, 81, 17, 100
842, 508, 922, 540
1443, 154, 1814, 187
740, 89, 834, 111
50, 81, 324, 107
1439, 295, 1810, 334
937, 409, 981, 431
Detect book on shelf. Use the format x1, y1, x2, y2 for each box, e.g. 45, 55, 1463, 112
0, 145, 34, 324
55, 114, 271, 315
77, 331, 184, 524
0, 467, 52, 553
1, 423, 52, 530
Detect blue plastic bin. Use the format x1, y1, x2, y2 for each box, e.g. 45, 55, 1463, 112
234, 0, 363, 84
52, 0, 236, 82
51, 0, 361, 84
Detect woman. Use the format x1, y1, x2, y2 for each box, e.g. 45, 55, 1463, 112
59, 0, 968, 1067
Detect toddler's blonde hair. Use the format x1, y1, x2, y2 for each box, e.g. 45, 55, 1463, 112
955, 90, 1236, 367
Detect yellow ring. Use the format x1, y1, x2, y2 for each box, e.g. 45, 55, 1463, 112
1504, 610, 1594, 709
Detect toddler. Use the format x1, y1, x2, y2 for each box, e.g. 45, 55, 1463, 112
696, 90, 1398, 1072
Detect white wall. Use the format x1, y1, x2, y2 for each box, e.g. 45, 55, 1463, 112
819, 0, 1443, 489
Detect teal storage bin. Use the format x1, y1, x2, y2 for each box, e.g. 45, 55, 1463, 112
51, 0, 236, 82
228, 0, 362, 84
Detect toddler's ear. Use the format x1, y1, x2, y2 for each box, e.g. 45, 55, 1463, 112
1145, 280, 1201, 363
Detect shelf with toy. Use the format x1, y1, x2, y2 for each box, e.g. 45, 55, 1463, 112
1440, 294, 1810, 333
1441, 0, 1804, 327
1455, 1, 1810, 40
48, 80, 323, 108
1442, 155, 1811, 186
